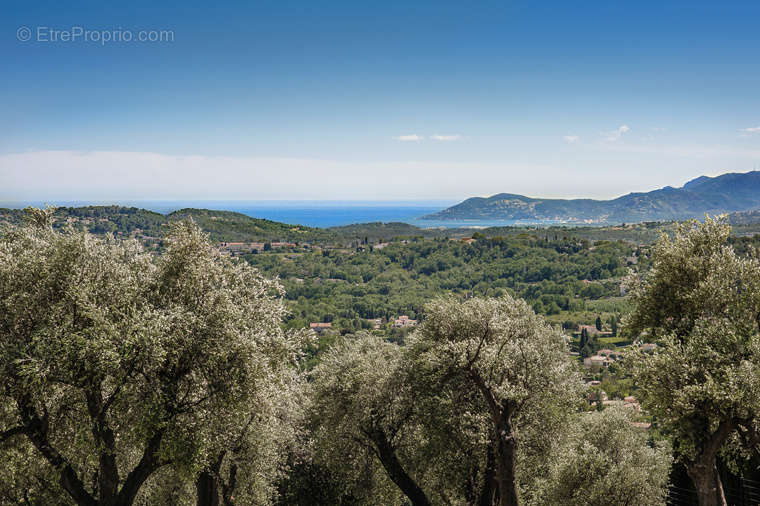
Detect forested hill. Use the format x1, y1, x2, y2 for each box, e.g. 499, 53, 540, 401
166, 208, 325, 241
424, 170, 760, 224
0, 206, 329, 242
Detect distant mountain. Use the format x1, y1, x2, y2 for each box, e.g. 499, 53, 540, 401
423, 171, 760, 224
727, 209, 760, 226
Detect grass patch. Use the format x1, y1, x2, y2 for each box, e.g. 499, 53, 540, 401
598, 336, 631, 347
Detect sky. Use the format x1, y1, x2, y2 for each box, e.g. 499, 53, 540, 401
2, 0, 760, 202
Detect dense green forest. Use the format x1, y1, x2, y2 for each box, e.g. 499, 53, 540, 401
243, 235, 634, 332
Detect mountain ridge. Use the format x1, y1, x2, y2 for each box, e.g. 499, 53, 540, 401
423, 171, 760, 224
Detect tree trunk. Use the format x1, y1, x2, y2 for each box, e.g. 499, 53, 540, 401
493, 428, 519, 506
371, 430, 432, 506
220, 462, 237, 506
467, 370, 520, 506
85, 387, 120, 505
684, 420, 734, 506
687, 459, 727, 506
196, 472, 220, 506
477, 443, 498, 506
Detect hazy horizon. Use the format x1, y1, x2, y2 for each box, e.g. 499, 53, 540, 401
0, 166, 750, 204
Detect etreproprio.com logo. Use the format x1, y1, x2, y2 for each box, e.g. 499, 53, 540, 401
16, 26, 174, 45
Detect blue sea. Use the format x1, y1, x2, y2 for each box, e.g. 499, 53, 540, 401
1, 200, 534, 229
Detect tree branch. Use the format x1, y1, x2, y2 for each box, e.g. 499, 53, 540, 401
0, 425, 25, 443
85, 384, 119, 502
117, 428, 167, 506
17, 395, 97, 506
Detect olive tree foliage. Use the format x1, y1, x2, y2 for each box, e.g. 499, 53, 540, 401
534, 408, 671, 506
310, 332, 500, 506
409, 295, 583, 506
0, 430, 70, 505
405, 371, 495, 506
194, 366, 308, 506
626, 218, 760, 506
0, 209, 305, 506
310, 334, 426, 506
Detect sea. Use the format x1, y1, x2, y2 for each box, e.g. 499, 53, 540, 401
1, 200, 537, 229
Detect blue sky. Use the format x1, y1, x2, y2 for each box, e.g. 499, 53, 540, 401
2, 0, 760, 201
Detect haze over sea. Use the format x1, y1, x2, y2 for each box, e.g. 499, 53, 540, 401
0, 200, 528, 229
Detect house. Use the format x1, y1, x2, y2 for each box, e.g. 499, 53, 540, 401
583, 355, 611, 368
394, 315, 418, 327
602, 396, 641, 411
309, 322, 332, 333
623, 396, 641, 411
596, 348, 623, 360
583, 348, 625, 367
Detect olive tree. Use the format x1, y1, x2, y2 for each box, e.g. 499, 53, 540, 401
410, 295, 582, 506
534, 407, 671, 506
312, 331, 515, 506
0, 210, 302, 506
196, 367, 307, 506
310, 334, 430, 506
406, 372, 496, 506
626, 218, 760, 506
